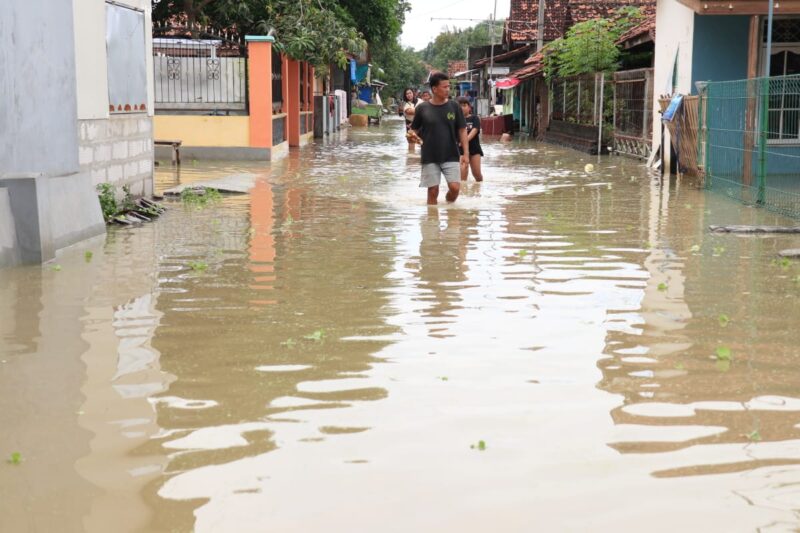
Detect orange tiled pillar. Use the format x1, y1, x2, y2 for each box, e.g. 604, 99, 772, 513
287, 58, 300, 146
245, 36, 274, 150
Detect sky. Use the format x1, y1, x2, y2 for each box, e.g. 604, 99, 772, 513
400, 0, 511, 51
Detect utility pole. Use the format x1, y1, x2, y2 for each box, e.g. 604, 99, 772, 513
537, 0, 545, 52
488, 0, 498, 106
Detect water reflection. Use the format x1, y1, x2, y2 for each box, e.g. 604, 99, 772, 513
3, 118, 800, 531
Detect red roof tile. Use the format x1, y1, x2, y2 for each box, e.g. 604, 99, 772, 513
447, 60, 468, 78
503, 0, 656, 47
615, 14, 656, 47
474, 43, 535, 67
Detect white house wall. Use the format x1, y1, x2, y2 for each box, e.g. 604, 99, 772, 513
73, 0, 155, 198
653, 0, 696, 160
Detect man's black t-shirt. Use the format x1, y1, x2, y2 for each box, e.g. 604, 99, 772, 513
410, 100, 466, 165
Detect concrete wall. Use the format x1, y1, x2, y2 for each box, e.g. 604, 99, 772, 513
154, 116, 250, 147
74, 0, 154, 198
80, 115, 154, 198
0, 190, 21, 267
652, 0, 696, 161
0, 0, 80, 177
692, 15, 749, 92
73, 0, 155, 120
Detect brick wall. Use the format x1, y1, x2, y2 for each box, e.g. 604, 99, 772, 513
79, 114, 154, 198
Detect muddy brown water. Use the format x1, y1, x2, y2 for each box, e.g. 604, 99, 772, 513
2, 118, 800, 532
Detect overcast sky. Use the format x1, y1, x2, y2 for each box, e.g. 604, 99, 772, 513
400, 0, 511, 51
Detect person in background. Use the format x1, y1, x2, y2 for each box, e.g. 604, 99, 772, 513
401, 87, 419, 152
408, 71, 469, 205
456, 96, 483, 182
417, 87, 432, 105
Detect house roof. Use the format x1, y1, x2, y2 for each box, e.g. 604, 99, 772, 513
674, 0, 800, 15
615, 14, 656, 49
511, 51, 545, 80
474, 43, 535, 67
503, 0, 656, 47
447, 60, 467, 78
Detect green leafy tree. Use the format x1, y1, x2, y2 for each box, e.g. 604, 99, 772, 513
418, 21, 497, 72
542, 7, 644, 78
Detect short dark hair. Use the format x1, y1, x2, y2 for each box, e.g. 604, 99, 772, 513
456, 96, 471, 107
429, 71, 449, 88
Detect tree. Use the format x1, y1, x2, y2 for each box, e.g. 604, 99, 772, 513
418, 21, 496, 72
152, 0, 366, 70
543, 8, 644, 78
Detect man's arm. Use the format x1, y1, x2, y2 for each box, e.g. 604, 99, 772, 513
459, 127, 469, 161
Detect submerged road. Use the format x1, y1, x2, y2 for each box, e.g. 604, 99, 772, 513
2, 118, 800, 532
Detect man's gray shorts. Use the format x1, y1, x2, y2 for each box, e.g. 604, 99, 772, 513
420, 162, 460, 188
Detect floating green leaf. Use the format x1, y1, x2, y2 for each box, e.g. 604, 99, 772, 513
439, 376, 449, 381
675, 363, 685, 370
517, 249, 528, 258
718, 314, 730, 327
470, 440, 487, 451
7, 452, 22, 465
280, 338, 296, 348
188, 261, 208, 272
746, 430, 761, 442
304, 329, 325, 342
84, 251, 93, 262
780, 257, 791, 270
657, 282, 668, 292
689, 244, 700, 253
715, 346, 732, 361
51, 264, 62, 272
712, 246, 726, 256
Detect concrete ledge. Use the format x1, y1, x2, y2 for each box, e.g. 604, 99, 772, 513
0, 172, 105, 265
154, 145, 271, 162
0, 188, 21, 267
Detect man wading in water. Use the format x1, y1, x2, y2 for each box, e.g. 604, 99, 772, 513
408, 72, 469, 205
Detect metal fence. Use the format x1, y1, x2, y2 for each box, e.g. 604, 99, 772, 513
613, 68, 653, 159
699, 74, 800, 218
550, 74, 605, 126
153, 24, 247, 113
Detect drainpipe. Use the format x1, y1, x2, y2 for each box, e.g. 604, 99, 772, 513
757, 0, 774, 204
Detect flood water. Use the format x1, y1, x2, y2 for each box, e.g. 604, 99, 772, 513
3, 117, 800, 532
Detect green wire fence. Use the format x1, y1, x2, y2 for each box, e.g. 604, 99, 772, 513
699, 74, 800, 218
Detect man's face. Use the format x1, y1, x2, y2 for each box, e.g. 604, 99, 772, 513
420, 92, 431, 101
432, 80, 450, 99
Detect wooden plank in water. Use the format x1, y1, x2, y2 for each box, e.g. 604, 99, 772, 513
709, 225, 800, 234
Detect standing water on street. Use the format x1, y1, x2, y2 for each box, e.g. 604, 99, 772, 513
2, 117, 800, 532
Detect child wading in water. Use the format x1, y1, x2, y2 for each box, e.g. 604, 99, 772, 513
457, 97, 484, 182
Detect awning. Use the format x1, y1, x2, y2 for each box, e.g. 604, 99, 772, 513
494, 77, 520, 90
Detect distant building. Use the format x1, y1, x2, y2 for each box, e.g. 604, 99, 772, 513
0, 0, 155, 267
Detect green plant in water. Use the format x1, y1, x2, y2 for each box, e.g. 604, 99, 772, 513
545, 213, 554, 222
181, 187, 221, 207
718, 314, 730, 327
188, 260, 208, 272
96, 183, 118, 221
470, 440, 487, 451
518, 249, 528, 258
746, 429, 761, 442
689, 244, 701, 253
675, 363, 685, 370
644, 242, 652, 249
121, 185, 135, 212
439, 376, 449, 381
715, 346, 732, 361
780, 257, 792, 270
281, 338, 296, 348
51, 264, 62, 272
7, 452, 22, 465
84, 251, 93, 262
657, 282, 667, 292
712, 246, 726, 256
304, 329, 325, 342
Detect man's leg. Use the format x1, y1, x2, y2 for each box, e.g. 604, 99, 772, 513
445, 181, 460, 202
427, 186, 439, 205
442, 162, 461, 203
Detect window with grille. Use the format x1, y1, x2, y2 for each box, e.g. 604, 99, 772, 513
762, 18, 800, 143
